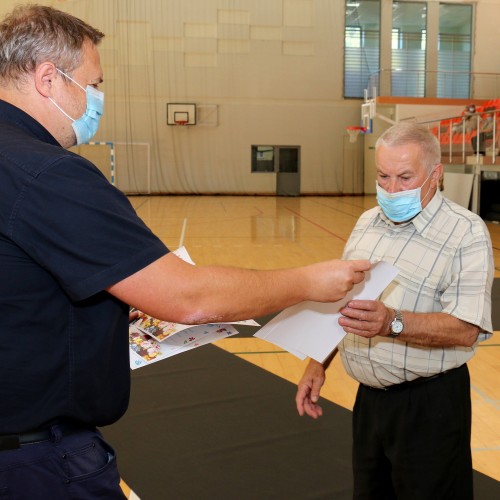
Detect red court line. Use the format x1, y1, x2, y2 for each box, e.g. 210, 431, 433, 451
285, 207, 347, 242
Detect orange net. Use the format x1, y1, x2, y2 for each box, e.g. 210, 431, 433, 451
346, 126, 367, 143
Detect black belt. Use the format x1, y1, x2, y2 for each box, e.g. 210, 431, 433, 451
361, 368, 455, 392
0, 420, 94, 451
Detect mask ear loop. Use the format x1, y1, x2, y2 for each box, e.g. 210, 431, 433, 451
56, 68, 86, 92
48, 68, 87, 123
48, 97, 76, 122
421, 166, 439, 204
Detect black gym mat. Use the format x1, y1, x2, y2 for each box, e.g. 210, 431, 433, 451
491, 278, 500, 331
101, 344, 500, 499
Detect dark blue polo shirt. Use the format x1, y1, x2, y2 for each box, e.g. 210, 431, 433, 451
0, 99, 169, 433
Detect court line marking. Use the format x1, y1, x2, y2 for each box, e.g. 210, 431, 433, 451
311, 199, 368, 219
471, 384, 500, 409
131, 198, 150, 211
179, 217, 188, 248
285, 207, 347, 242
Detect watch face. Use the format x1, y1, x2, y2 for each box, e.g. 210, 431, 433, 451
392, 320, 404, 334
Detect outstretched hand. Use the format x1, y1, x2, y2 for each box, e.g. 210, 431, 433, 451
304, 259, 371, 303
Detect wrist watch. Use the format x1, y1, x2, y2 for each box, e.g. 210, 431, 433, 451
389, 309, 404, 337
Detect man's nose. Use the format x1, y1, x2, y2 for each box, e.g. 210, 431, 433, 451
385, 179, 400, 193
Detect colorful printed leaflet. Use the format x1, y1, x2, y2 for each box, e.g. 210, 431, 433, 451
129, 311, 259, 369
129, 323, 239, 369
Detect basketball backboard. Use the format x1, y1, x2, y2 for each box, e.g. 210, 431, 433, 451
167, 103, 197, 125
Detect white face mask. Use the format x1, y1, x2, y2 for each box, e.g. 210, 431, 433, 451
49, 68, 104, 145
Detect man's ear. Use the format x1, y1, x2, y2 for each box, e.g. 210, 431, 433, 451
432, 163, 444, 188
34, 62, 58, 97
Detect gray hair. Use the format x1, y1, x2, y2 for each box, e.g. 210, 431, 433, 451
0, 4, 104, 85
375, 122, 442, 173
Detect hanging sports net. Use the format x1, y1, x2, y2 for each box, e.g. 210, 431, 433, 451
346, 126, 367, 143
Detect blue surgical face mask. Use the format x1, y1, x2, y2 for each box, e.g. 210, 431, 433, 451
49, 68, 104, 145
376, 169, 435, 223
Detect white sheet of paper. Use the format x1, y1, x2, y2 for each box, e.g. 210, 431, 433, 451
254, 261, 398, 363
173, 246, 195, 265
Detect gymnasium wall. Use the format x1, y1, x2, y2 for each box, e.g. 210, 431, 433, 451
92, 0, 360, 195
2, 0, 500, 194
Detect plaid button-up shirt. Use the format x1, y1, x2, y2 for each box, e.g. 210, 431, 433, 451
339, 190, 493, 388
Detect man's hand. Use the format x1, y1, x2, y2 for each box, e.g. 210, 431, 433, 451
303, 259, 371, 303
129, 309, 140, 322
338, 300, 392, 338
339, 301, 481, 347
296, 359, 326, 419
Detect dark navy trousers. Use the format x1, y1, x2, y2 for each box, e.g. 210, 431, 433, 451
0, 426, 126, 499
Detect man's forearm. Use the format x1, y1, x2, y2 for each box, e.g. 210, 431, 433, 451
388, 311, 480, 348
107, 252, 370, 325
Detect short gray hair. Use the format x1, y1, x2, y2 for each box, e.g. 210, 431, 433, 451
375, 122, 442, 173
0, 4, 104, 85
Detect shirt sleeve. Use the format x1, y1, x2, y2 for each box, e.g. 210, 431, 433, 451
10, 155, 169, 301
441, 219, 493, 334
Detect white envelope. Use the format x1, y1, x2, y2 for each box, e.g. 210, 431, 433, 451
254, 261, 398, 363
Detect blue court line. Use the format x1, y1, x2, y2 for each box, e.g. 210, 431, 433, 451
470, 384, 500, 410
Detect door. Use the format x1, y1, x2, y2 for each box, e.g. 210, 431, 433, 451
276, 146, 300, 196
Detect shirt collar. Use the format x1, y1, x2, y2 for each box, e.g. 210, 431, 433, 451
0, 98, 59, 146
377, 189, 443, 233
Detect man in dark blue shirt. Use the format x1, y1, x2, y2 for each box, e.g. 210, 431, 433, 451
0, 5, 370, 498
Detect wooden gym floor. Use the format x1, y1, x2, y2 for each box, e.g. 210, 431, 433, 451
123, 194, 499, 494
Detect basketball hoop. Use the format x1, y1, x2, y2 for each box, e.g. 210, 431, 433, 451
175, 120, 188, 126
346, 126, 367, 143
